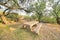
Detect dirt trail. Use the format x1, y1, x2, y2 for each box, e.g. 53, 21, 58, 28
39, 23, 60, 40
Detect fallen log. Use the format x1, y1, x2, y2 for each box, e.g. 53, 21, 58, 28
22, 21, 43, 35
22, 21, 38, 31
32, 23, 43, 35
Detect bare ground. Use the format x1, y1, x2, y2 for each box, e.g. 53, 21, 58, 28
39, 23, 60, 40
0, 23, 60, 40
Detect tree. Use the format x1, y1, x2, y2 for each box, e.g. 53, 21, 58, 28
0, 0, 31, 24
0, 0, 21, 24
0, 0, 46, 23
26, 0, 46, 22
50, 0, 60, 24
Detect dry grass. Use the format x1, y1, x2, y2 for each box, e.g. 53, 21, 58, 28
0, 23, 39, 40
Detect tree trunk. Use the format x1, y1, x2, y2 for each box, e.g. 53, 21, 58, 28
38, 16, 41, 23
37, 13, 42, 23
1, 15, 10, 24
56, 17, 60, 24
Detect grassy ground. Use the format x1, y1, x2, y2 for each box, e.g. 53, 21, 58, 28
0, 23, 39, 40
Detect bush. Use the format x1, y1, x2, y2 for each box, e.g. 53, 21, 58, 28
6, 13, 19, 22
40, 16, 57, 23
24, 16, 32, 21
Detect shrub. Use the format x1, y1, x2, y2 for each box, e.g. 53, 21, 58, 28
6, 13, 19, 22
40, 16, 57, 23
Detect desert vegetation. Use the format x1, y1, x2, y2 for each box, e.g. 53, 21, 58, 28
0, 0, 60, 40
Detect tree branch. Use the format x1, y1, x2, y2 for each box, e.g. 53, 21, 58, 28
3, 0, 10, 4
